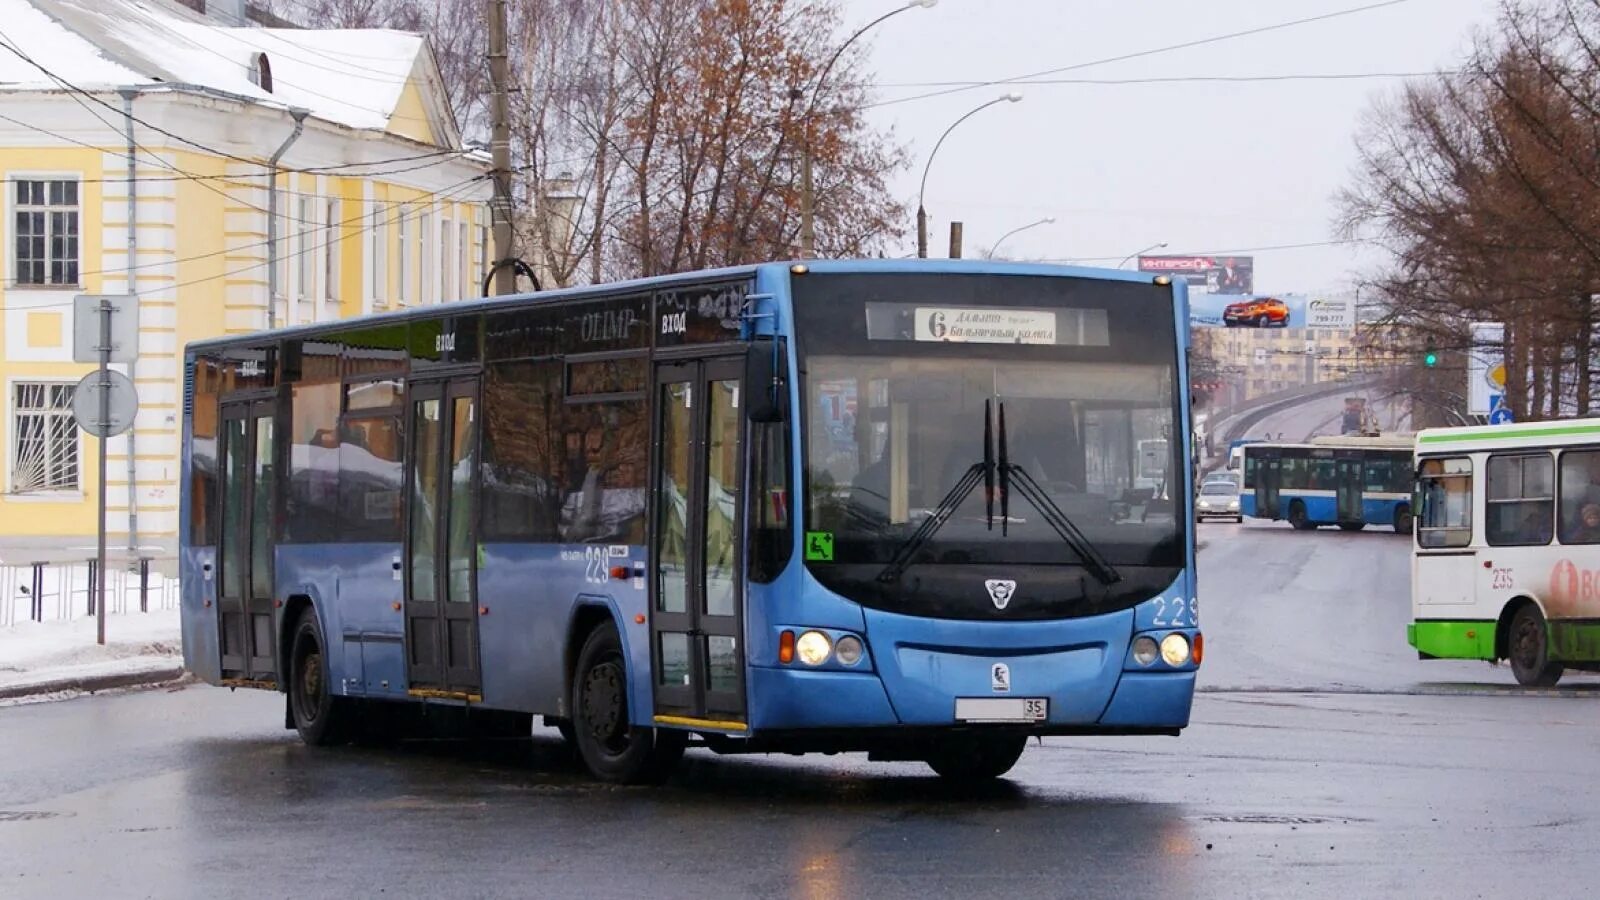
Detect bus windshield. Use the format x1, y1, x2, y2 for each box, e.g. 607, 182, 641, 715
794, 273, 1183, 616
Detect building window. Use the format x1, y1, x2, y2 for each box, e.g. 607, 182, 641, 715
296, 195, 314, 299
420, 211, 433, 304
459, 221, 470, 300
325, 198, 340, 302
477, 220, 488, 283
442, 217, 456, 302
13, 179, 80, 286
370, 202, 387, 308
398, 209, 412, 305
10, 382, 78, 493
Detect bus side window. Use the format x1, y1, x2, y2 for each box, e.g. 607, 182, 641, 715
1558, 449, 1600, 543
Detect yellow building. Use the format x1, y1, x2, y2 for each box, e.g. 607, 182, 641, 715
0, 0, 489, 561
1209, 324, 1361, 404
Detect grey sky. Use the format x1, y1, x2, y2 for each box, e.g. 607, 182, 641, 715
853, 0, 1502, 293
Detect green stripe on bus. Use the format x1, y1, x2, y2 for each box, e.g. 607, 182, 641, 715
1408, 620, 1496, 660
1418, 423, 1600, 444
1549, 620, 1600, 663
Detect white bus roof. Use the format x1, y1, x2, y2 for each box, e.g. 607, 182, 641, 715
1416, 418, 1600, 454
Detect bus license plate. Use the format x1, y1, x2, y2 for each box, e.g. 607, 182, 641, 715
954, 698, 1048, 723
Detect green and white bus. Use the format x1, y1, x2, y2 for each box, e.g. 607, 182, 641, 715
1411, 420, 1600, 686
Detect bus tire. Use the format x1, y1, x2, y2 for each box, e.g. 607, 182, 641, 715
570, 623, 686, 784
1393, 505, 1414, 534
289, 607, 350, 747
1507, 604, 1564, 688
925, 734, 1028, 781
1288, 501, 1314, 530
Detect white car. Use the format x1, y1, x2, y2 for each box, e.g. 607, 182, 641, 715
1195, 481, 1243, 522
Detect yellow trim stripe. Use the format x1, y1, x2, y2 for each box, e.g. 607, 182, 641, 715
407, 689, 483, 702
654, 714, 749, 732
220, 678, 277, 691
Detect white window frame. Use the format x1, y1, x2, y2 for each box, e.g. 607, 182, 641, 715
420, 210, 433, 304
369, 200, 388, 310
442, 216, 456, 302
7, 379, 81, 497
459, 221, 470, 301
9, 176, 81, 288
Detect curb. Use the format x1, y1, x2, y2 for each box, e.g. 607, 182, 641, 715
0, 664, 190, 702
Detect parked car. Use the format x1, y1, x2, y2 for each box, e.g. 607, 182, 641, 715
1222, 296, 1289, 328
1195, 480, 1243, 522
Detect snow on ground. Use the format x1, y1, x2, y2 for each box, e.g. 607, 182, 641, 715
0, 607, 182, 700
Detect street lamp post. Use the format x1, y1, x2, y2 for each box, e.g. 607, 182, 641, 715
1116, 241, 1168, 269
986, 216, 1055, 259
917, 92, 1024, 258
799, 0, 936, 258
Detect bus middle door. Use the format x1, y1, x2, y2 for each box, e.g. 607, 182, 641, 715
1256, 450, 1282, 519
650, 356, 747, 730
403, 376, 483, 699
217, 397, 278, 686
1336, 452, 1364, 523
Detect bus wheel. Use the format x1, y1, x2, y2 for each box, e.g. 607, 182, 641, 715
1288, 501, 1314, 530
1338, 522, 1364, 532
924, 734, 1027, 781
1508, 605, 1564, 688
1393, 506, 1414, 534
289, 608, 350, 746
570, 624, 686, 784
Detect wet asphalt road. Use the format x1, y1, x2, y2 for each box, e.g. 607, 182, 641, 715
4, 526, 1598, 898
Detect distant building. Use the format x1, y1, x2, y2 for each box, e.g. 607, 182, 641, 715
0, 0, 490, 562
1210, 326, 1361, 404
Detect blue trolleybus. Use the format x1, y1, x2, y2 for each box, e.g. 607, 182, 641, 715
180, 261, 1201, 783
1240, 435, 1415, 532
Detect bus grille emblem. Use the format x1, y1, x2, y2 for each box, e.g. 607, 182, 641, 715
985, 579, 1016, 610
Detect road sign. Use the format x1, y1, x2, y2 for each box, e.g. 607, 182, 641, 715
71, 369, 138, 437
1488, 394, 1514, 426
72, 295, 137, 364
1467, 322, 1504, 415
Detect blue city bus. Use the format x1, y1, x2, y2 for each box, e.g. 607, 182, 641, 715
179, 260, 1200, 783
1240, 435, 1415, 532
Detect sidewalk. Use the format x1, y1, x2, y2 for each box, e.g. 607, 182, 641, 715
0, 608, 185, 704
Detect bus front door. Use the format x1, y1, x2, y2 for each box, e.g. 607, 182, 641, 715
650, 357, 747, 729
217, 398, 278, 685
403, 377, 483, 698
1336, 456, 1364, 522
1256, 454, 1282, 518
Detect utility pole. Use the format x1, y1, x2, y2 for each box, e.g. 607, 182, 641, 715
948, 221, 963, 259
488, 0, 516, 295
95, 298, 110, 646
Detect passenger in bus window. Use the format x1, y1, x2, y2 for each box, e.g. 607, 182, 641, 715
1572, 504, 1600, 543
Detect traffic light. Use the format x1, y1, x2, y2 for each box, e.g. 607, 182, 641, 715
1423, 342, 1438, 367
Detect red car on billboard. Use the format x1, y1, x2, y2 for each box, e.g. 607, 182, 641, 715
1222, 296, 1289, 328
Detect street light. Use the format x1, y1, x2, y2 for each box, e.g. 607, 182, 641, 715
916, 92, 1024, 258
986, 216, 1055, 259
798, 0, 937, 257
1116, 241, 1168, 269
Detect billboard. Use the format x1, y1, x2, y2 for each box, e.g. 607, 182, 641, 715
1190, 293, 1320, 329
1139, 255, 1253, 295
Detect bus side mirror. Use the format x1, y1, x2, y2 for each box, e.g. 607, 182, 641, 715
745, 338, 787, 423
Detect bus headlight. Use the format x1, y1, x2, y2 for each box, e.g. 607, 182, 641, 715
1132, 635, 1160, 666
1160, 633, 1191, 666
834, 635, 865, 666
796, 630, 832, 666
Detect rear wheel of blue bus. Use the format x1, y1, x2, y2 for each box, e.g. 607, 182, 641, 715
289, 608, 351, 746
924, 733, 1028, 781
571, 624, 686, 784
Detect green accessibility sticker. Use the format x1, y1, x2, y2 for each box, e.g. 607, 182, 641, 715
804, 531, 835, 561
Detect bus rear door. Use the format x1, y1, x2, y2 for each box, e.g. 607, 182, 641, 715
217, 397, 279, 685
649, 356, 748, 730
1254, 448, 1282, 518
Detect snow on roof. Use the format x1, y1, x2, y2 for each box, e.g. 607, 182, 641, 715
0, 0, 428, 134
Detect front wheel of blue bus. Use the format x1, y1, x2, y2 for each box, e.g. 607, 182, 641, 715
289, 608, 350, 747
924, 734, 1028, 781
571, 624, 686, 784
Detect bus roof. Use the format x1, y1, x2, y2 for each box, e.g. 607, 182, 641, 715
1243, 435, 1415, 452
1416, 417, 1600, 453
185, 258, 1176, 354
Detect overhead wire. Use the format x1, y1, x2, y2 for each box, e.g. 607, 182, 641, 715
865, 0, 1418, 109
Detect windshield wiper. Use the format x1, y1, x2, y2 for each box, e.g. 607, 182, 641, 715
877, 401, 995, 583
996, 401, 1122, 586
